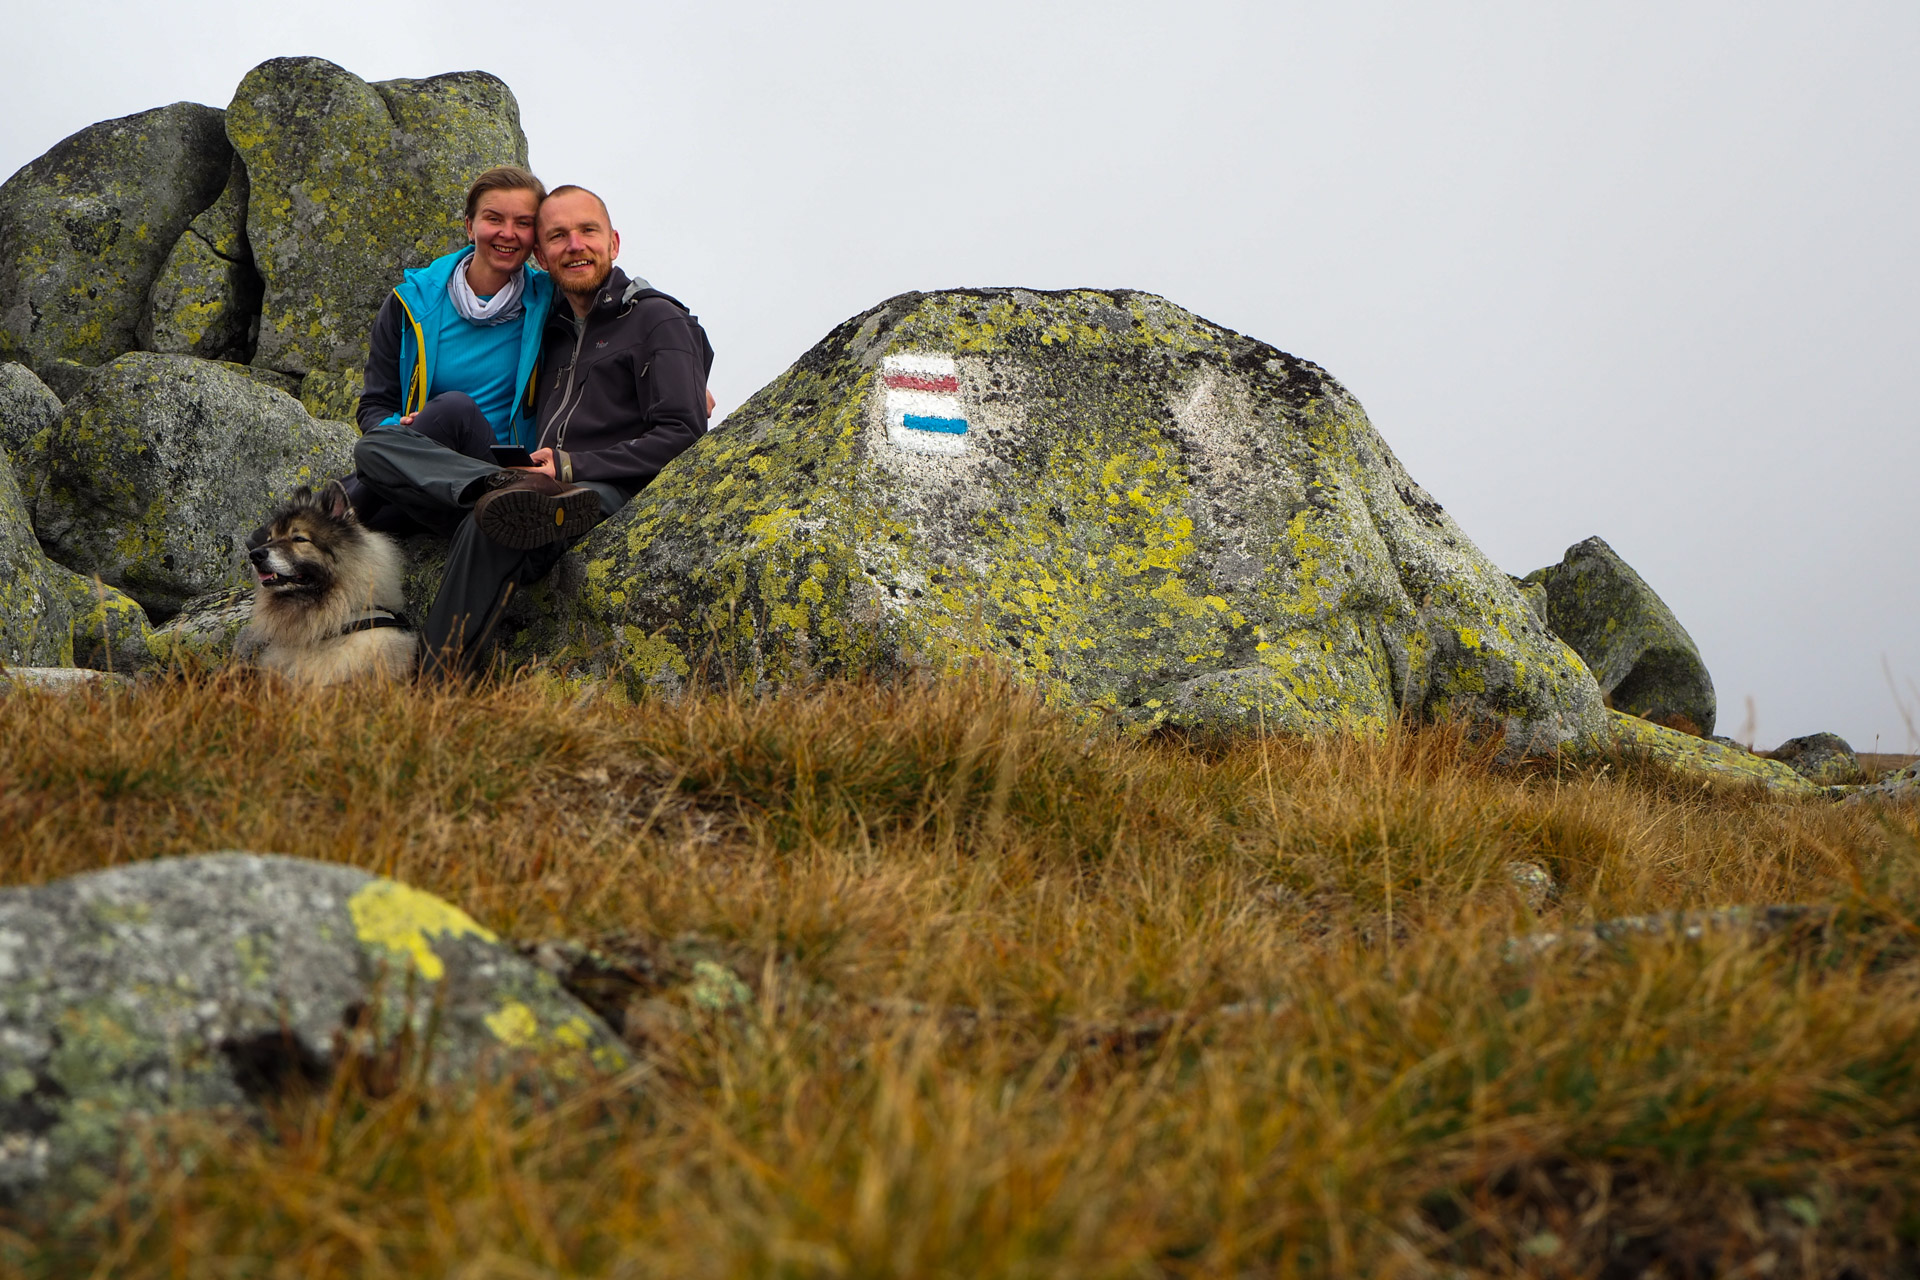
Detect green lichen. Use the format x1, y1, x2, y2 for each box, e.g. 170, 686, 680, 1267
1607, 710, 1816, 795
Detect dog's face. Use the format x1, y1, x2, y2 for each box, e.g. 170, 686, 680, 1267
247, 485, 362, 602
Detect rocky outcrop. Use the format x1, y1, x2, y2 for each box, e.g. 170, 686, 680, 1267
525, 288, 1607, 749
1768, 732, 1864, 786
225, 57, 527, 392
139, 157, 262, 364
33, 353, 355, 617
0, 103, 231, 375
1608, 710, 1816, 794
0, 362, 60, 497
1524, 536, 1716, 736
0, 853, 628, 1202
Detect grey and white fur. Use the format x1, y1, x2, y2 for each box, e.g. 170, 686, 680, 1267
238, 482, 418, 686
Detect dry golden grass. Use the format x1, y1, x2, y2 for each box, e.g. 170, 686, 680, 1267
3, 669, 1918, 1278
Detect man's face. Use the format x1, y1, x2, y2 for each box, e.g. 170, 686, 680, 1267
464, 187, 540, 275
535, 190, 620, 299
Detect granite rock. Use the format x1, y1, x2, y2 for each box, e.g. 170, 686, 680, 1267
524, 288, 1608, 751
0, 853, 628, 1202
225, 56, 527, 383
0, 103, 231, 375
1524, 536, 1716, 736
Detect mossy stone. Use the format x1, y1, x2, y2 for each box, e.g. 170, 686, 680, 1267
0, 853, 628, 1203
1524, 536, 1716, 736
528, 288, 1607, 751
0, 362, 61, 504
225, 57, 528, 381
0, 102, 231, 376
32, 352, 356, 618
139, 157, 262, 364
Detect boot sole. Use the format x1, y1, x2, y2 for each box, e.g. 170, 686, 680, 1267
473, 486, 601, 550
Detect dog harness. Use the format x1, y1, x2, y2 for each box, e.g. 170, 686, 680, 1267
339, 608, 413, 637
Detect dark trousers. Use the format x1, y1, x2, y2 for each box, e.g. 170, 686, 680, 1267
351, 394, 627, 677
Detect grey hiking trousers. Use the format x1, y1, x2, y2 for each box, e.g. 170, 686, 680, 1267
351, 393, 628, 678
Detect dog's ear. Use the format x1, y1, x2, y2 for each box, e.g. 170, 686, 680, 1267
322, 480, 357, 523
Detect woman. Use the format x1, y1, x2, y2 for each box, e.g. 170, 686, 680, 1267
346, 165, 553, 529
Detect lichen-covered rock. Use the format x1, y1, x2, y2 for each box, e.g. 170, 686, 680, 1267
1846, 760, 1920, 807
0, 445, 77, 667
0, 362, 60, 500
54, 568, 153, 670
1768, 732, 1864, 786
1608, 709, 1816, 794
1524, 536, 1716, 736
139, 157, 262, 364
33, 353, 355, 617
147, 584, 254, 666
0, 853, 628, 1202
531, 288, 1608, 750
0, 434, 152, 671
0, 102, 231, 375
226, 57, 527, 381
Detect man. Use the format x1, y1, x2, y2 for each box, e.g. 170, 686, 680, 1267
352, 184, 713, 675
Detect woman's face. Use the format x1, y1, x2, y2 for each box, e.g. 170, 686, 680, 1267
465, 187, 541, 275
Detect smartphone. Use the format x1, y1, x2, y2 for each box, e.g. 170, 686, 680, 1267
490, 445, 536, 468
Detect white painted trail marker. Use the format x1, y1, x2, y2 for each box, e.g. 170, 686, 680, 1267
882, 354, 967, 455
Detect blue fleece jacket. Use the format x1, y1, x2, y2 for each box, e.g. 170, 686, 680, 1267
383, 246, 554, 450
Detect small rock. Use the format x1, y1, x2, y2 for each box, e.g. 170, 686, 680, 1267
0, 668, 131, 692
1768, 733, 1864, 786
1505, 861, 1556, 911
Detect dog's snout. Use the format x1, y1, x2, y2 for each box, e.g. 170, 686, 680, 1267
248, 545, 269, 566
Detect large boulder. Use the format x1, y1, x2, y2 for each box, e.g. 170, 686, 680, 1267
0, 362, 61, 499
0, 103, 231, 375
0, 853, 628, 1202
225, 57, 528, 394
138, 156, 262, 364
1523, 536, 1716, 736
532, 288, 1607, 749
32, 353, 356, 617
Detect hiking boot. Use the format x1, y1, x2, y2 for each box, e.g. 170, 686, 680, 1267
471, 471, 601, 549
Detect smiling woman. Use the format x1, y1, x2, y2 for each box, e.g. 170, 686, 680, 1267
344, 163, 557, 508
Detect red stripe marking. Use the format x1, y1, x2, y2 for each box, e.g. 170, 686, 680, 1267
884, 374, 959, 393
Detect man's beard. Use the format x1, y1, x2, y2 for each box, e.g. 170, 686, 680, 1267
560, 258, 613, 303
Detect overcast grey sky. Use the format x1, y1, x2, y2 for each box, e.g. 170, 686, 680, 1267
4, 1, 1914, 750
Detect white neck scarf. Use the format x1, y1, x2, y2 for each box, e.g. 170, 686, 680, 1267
449, 251, 525, 325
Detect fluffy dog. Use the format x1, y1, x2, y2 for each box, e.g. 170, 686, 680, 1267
238, 483, 418, 686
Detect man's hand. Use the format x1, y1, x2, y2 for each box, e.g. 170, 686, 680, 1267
514, 447, 559, 479
707, 389, 717, 416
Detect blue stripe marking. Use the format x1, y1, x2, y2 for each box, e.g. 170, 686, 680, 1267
902, 414, 968, 434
